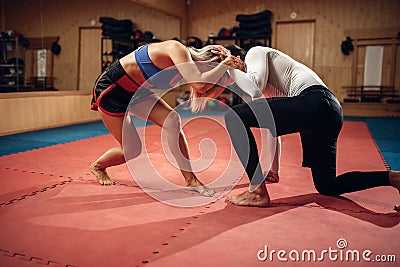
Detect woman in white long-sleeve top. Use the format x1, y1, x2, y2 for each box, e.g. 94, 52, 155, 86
193, 46, 400, 207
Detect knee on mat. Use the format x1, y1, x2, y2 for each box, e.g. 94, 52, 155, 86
314, 183, 340, 196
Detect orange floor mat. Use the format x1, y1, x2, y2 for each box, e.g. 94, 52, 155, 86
0, 120, 398, 267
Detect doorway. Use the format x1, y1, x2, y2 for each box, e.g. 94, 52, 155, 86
275, 20, 315, 68
78, 27, 102, 91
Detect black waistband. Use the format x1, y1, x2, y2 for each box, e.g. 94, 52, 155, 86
302, 84, 330, 93
107, 61, 127, 83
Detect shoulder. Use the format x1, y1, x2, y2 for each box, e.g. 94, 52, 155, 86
248, 46, 275, 53
246, 46, 276, 59
150, 40, 189, 58
247, 46, 265, 55
155, 40, 189, 58
151, 40, 193, 65
158, 40, 186, 51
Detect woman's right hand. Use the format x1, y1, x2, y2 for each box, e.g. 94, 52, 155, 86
222, 55, 246, 71
221, 55, 236, 67
233, 56, 246, 72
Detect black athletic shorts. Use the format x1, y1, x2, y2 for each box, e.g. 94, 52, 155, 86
91, 61, 154, 117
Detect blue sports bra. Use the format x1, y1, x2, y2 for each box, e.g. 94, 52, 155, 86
134, 45, 162, 80
134, 44, 180, 89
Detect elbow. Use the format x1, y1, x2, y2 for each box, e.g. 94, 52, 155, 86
251, 78, 264, 93
246, 74, 264, 98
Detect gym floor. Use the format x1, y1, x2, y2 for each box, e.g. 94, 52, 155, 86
0, 113, 399, 267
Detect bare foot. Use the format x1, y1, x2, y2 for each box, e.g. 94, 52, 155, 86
227, 186, 271, 207
263, 170, 280, 183
90, 163, 116, 186
186, 179, 215, 197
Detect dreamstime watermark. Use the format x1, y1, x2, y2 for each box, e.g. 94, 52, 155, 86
122, 62, 277, 207
257, 238, 397, 263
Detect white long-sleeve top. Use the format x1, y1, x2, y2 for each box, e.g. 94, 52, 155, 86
230, 46, 327, 98
227, 46, 327, 174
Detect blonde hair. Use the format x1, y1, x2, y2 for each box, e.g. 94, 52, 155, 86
188, 46, 222, 62
187, 45, 224, 112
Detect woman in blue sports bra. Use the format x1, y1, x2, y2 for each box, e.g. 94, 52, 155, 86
90, 39, 243, 196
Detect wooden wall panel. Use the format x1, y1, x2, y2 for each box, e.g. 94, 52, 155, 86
0, 92, 99, 135
1, 0, 399, 125
4, 0, 399, 97
276, 21, 315, 68
3, 0, 181, 91
0, 88, 184, 135
78, 27, 102, 91
396, 46, 400, 90
342, 103, 400, 117
187, 0, 400, 101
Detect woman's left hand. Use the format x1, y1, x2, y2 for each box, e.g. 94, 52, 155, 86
221, 55, 237, 68
223, 55, 246, 72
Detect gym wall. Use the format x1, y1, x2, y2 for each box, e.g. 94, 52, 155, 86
187, 0, 400, 101
1, 0, 184, 91
2, 0, 399, 98
0, 0, 399, 134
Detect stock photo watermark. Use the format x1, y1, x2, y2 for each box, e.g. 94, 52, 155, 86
257, 238, 397, 263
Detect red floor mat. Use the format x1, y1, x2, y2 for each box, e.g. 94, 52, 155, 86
0, 120, 398, 267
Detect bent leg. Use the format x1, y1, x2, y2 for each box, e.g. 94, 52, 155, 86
308, 135, 392, 195
311, 153, 399, 210
313, 167, 390, 196
131, 95, 215, 197
224, 98, 276, 206
91, 109, 141, 185
224, 103, 265, 187
224, 91, 341, 206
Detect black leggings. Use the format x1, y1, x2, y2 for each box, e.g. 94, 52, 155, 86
224, 86, 389, 196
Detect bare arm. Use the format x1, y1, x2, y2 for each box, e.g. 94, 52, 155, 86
167, 41, 237, 93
